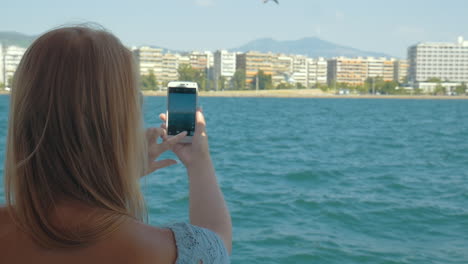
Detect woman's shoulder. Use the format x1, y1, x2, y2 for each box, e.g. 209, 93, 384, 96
112, 219, 177, 264
0, 205, 13, 232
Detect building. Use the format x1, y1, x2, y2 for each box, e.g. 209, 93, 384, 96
132, 47, 216, 85
132, 46, 163, 76
235, 51, 328, 88
159, 53, 179, 85
271, 54, 293, 85
408, 36, 468, 88
285, 55, 328, 88
328, 57, 397, 86
0, 45, 26, 87
365, 57, 395, 81
0, 45, 3, 85
236, 51, 274, 85
327, 57, 367, 86
189, 51, 213, 70
307, 57, 328, 87
394, 60, 409, 83
214, 50, 236, 89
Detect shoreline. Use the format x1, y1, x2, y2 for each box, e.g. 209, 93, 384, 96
1, 90, 466, 100
141, 90, 468, 100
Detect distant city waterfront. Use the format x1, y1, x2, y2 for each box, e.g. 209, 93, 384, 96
1, 36, 467, 96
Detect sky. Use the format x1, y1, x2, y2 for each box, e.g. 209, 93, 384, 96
1, 0, 468, 57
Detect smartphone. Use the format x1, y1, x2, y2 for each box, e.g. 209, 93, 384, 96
166, 81, 198, 143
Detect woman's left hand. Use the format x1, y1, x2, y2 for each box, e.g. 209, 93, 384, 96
144, 127, 182, 176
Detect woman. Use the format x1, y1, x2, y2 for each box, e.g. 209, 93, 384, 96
0, 26, 231, 263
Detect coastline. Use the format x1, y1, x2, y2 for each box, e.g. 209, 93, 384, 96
1, 90, 466, 100
141, 89, 468, 100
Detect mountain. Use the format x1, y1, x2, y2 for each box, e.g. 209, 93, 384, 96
230, 37, 392, 58
0, 31, 393, 58
148, 45, 184, 54
0, 31, 36, 48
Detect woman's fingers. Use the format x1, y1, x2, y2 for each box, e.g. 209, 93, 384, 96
160, 131, 187, 151
148, 159, 177, 173
160, 113, 167, 122
195, 110, 207, 136
159, 113, 168, 133
146, 127, 166, 142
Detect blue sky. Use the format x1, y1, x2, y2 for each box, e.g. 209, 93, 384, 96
2, 0, 467, 57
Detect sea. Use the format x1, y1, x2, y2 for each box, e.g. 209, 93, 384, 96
0, 95, 467, 264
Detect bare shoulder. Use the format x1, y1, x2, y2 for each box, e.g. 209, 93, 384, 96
0, 205, 15, 243
106, 218, 177, 264
0, 205, 13, 229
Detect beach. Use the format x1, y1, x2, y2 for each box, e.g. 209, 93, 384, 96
141, 89, 468, 100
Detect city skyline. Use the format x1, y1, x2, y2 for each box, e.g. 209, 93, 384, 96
1, 0, 468, 58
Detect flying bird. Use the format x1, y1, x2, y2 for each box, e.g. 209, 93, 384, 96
263, 0, 279, 4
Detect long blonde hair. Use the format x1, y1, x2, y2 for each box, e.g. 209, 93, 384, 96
4, 25, 148, 248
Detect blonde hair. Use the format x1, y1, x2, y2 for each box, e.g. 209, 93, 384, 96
4, 25, 148, 248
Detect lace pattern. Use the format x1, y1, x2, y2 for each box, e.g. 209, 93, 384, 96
167, 222, 230, 264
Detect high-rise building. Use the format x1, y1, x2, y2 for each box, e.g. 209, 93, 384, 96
214, 50, 236, 89
408, 36, 468, 85
394, 60, 409, 83
0, 45, 26, 87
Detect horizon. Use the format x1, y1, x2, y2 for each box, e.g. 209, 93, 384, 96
2, 0, 468, 57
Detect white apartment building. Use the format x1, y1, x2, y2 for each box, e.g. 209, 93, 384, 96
291, 55, 307, 86
272, 54, 293, 85
214, 50, 236, 89
0, 45, 3, 85
366, 57, 395, 81
408, 36, 468, 87
269, 54, 327, 88
394, 60, 409, 83
189, 51, 213, 70
0, 45, 26, 86
307, 57, 327, 87
132, 47, 203, 85
132, 46, 163, 76
160, 53, 179, 84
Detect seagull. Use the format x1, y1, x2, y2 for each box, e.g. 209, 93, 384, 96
263, 0, 279, 4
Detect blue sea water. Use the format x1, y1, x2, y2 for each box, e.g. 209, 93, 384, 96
0, 95, 467, 263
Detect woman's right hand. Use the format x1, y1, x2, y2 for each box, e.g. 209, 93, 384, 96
159, 109, 211, 169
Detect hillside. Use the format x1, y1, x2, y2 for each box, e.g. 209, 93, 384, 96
0, 31, 36, 48
231, 37, 392, 58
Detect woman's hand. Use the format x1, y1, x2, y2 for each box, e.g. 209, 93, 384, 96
144, 127, 188, 176
159, 109, 211, 169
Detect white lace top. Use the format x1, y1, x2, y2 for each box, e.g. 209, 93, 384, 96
167, 223, 230, 264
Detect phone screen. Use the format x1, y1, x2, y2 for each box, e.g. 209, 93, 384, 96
167, 87, 197, 136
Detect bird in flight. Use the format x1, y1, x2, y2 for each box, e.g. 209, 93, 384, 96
263, 0, 279, 4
